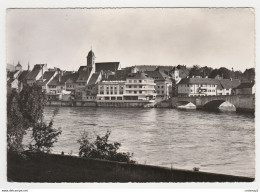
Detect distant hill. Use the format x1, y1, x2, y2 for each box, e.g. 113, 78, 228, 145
6, 63, 15, 72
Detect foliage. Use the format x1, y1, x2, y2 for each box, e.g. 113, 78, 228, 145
7, 90, 26, 152
18, 84, 47, 128
7, 83, 48, 153
78, 130, 135, 163
28, 108, 62, 153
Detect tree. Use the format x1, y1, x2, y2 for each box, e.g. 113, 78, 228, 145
7, 83, 48, 153
78, 130, 135, 163
28, 108, 62, 153
7, 90, 26, 152
188, 65, 201, 77
243, 68, 255, 82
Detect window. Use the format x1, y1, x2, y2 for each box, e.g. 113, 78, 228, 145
134, 85, 137, 88
120, 91, 123, 94
111, 87, 113, 89
134, 91, 137, 94
158, 86, 160, 88
161, 86, 164, 88
129, 80, 132, 83
100, 86, 103, 89
139, 86, 142, 88
139, 80, 142, 83
162, 91, 164, 94
100, 91, 104, 94
107, 91, 109, 94
139, 91, 142, 94
121, 86, 124, 89
115, 87, 117, 89
110, 91, 113, 94
129, 85, 132, 88
106, 86, 109, 89
115, 92, 117, 94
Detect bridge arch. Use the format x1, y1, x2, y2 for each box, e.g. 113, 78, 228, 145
203, 100, 236, 111
176, 101, 196, 109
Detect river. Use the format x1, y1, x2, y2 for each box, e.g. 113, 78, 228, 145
24, 106, 255, 177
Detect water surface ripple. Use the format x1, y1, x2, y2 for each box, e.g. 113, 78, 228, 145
24, 106, 254, 177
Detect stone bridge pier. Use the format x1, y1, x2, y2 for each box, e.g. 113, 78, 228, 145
169, 95, 255, 112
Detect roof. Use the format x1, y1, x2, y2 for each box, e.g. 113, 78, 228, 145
87, 72, 101, 85
87, 50, 95, 58
18, 70, 30, 81
26, 64, 44, 80
234, 82, 254, 89
179, 77, 219, 85
127, 72, 153, 80
218, 79, 241, 89
16, 63, 22, 67
95, 62, 120, 73
42, 71, 56, 81
145, 70, 165, 81
76, 66, 91, 82
48, 72, 78, 86
107, 69, 132, 81
7, 78, 16, 84
7, 70, 19, 78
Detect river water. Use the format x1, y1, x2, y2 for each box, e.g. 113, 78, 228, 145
24, 106, 255, 177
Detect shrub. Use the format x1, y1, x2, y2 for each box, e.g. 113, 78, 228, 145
77, 130, 135, 163
28, 108, 62, 153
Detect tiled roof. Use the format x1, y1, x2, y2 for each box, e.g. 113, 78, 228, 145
18, 70, 30, 81
48, 72, 77, 86
88, 72, 100, 85
26, 64, 43, 80
42, 71, 56, 81
108, 69, 132, 81
95, 62, 120, 73
145, 71, 165, 81
234, 82, 254, 89
76, 66, 91, 82
218, 79, 241, 89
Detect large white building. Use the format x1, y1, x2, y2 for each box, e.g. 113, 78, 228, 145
97, 72, 157, 101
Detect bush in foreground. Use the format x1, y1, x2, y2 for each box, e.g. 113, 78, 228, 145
77, 130, 135, 163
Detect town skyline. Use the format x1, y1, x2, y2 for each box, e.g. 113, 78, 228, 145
7, 8, 254, 72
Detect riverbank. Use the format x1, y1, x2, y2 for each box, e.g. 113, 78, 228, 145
7, 152, 254, 182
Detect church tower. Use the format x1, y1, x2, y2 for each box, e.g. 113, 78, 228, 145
86, 49, 96, 81
87, 49, 95, 71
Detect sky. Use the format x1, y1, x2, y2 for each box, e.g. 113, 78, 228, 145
6, 8, 255, 72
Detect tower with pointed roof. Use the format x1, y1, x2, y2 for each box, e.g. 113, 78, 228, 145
15, 61, 23, 71
86, 49, 95, 78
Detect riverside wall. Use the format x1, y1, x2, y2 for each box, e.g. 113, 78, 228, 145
46, 100, 155, 108
25, 152, 254, 182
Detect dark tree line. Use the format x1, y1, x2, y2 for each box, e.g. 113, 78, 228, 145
188, 65, 255, 81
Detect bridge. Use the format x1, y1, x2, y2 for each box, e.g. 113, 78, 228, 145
167, 94, 255, 112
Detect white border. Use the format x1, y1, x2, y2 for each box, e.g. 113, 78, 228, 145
0, 0, 259, 191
